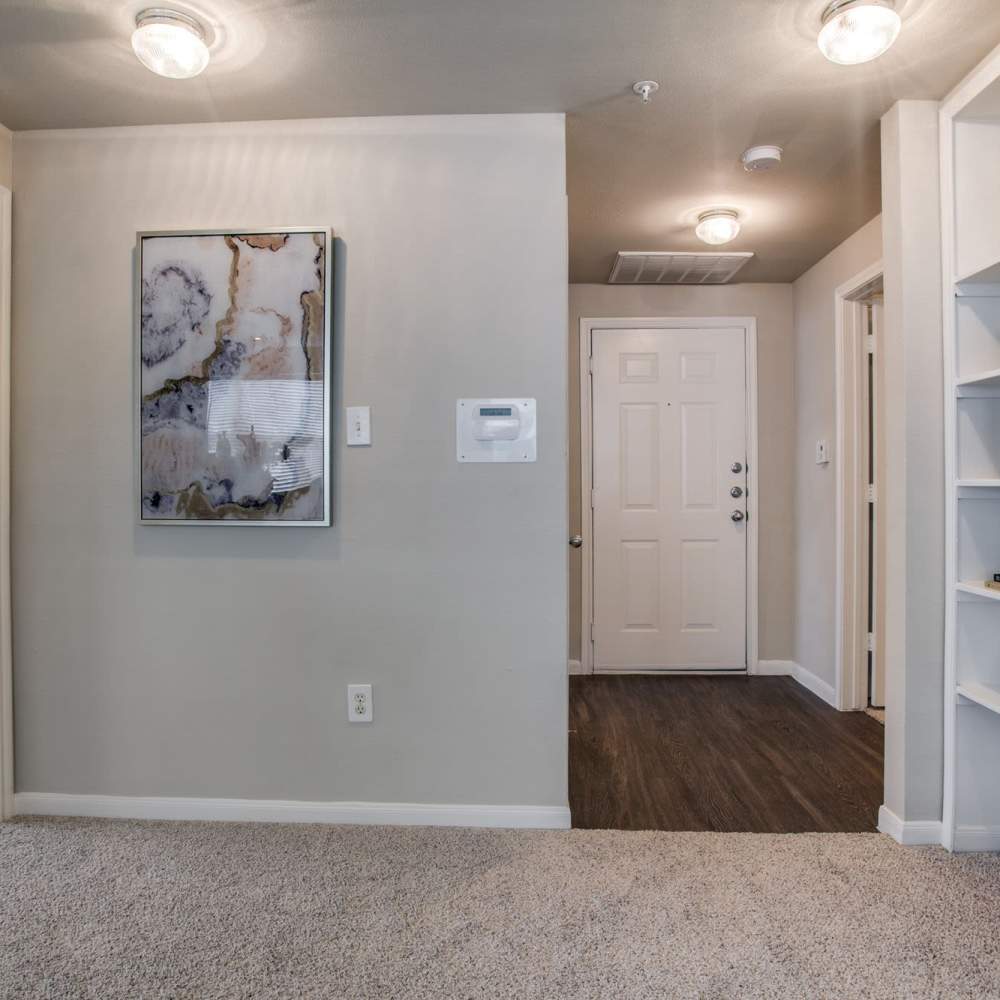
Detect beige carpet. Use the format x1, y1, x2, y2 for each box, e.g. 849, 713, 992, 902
2, 818, 999, 999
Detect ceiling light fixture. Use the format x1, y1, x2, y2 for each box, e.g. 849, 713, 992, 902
818, 0, 901, 66
132, 8, 210, 79
695, 209, 741, 246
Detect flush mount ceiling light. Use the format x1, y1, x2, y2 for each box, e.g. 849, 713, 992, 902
818, 0, 901, 66
695, 209, 741, 246
132, 8, 210, 78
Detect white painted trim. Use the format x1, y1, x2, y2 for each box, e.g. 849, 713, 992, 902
834, 261, 884, 713
578, 316, 759, 676
14, 793, 572, 830
756, 660, 838, 707
0, 187, 11, 822
567, 659, 584, 675
877, 805, 943, 846
953, 825, 1000, 852
755, 659, 797, 676
579, 321, 594, 675
792, 662, 838, 708
939, 99, 958, 854
941, 43, 1000, 119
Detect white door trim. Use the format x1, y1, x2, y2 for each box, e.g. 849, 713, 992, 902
0, 187, 11, 819
579, 316, 759, 676
834, 261, 884, 712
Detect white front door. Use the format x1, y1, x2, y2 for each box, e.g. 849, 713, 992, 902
591, 327, 748, 671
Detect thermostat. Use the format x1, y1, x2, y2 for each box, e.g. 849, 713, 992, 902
457, 399, 536, 463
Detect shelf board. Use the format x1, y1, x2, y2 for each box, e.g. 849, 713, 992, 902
957, 681, 1000, 715
957, 581, 1000, 601
956, 258, 1000, 285
957, 368, 1000, 390
955, 479, 1000, 492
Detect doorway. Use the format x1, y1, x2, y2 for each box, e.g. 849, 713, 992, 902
578, 317, 758, 674
834, 265, 886, 714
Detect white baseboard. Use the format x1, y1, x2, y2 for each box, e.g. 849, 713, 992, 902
878, 805, 943, 846
13, 793, 571, 830
756, 660, 838, 708
953, 825, 1000, 852
754, 659, 797, 676
568, 658, 585, 675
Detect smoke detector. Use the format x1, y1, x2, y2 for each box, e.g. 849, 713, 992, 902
742, 145, 783, 172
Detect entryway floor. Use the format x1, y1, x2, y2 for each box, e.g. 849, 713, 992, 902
569, 674, 884, 832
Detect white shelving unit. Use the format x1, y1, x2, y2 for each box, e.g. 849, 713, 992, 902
941, 46, 1000, 852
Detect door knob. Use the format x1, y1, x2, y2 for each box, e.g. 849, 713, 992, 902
730, 486, 743, 498
569, 535, 583, 548
731, 461, 743, 474
731, 510, 745, 522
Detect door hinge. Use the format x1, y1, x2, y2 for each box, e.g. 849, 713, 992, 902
865, 483, 876, 503
589, 622, 595, 643
588, 358, 594, 374
866, 334, 875, 355
591, 488, 597, 509
866, 631, 874, 653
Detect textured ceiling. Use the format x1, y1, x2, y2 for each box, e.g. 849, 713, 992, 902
1, 0, 999, 281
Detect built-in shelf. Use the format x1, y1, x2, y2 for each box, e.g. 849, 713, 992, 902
957, 581, 1000, 601
956, 257, 1000, 285
957, 478, 1000, 488
957, 368, 1000, 390
957, 680, 1000, 715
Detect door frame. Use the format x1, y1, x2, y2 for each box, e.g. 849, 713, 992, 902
833, 261, 884, 712
0, 186, 11, 819
578, 316, 759, 676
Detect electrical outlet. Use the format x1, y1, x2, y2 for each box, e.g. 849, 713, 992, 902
347, 684, 373, 723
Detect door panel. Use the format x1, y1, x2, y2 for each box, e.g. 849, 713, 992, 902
592, 327, 748, 671
620, 404, 659, 509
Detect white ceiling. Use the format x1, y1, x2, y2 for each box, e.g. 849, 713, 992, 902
1, 0, 998, 281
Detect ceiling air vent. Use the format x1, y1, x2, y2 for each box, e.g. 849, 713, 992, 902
608, 251, 754, 285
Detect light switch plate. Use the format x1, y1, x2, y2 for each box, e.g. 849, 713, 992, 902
346, 406, 371, 446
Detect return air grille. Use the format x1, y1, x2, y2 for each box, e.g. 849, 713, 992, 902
608, 251, 754, 285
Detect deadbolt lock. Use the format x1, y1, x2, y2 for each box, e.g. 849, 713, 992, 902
731, 461, 743, 474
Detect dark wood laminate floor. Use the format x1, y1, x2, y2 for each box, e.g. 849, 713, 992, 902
569, 675, 884, 832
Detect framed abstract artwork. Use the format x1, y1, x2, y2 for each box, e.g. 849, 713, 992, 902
136, 229, 332, 525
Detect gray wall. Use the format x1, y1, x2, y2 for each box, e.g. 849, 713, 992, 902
568, 283, 796, 664
0, 125, 10, 189
880, 101, 944, 823
792, 216, 883, 689
12, 115, 569, 807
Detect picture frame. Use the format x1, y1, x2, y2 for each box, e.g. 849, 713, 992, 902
135, 228, 333, 526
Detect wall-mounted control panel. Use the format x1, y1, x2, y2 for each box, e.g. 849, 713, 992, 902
457, 399, 536, 463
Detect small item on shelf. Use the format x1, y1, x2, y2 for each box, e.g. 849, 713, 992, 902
986, 574, 1000, 591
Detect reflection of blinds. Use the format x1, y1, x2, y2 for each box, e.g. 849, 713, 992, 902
206, 379, 324, 494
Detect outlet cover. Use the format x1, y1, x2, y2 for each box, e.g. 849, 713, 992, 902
347, 683, 373, 723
